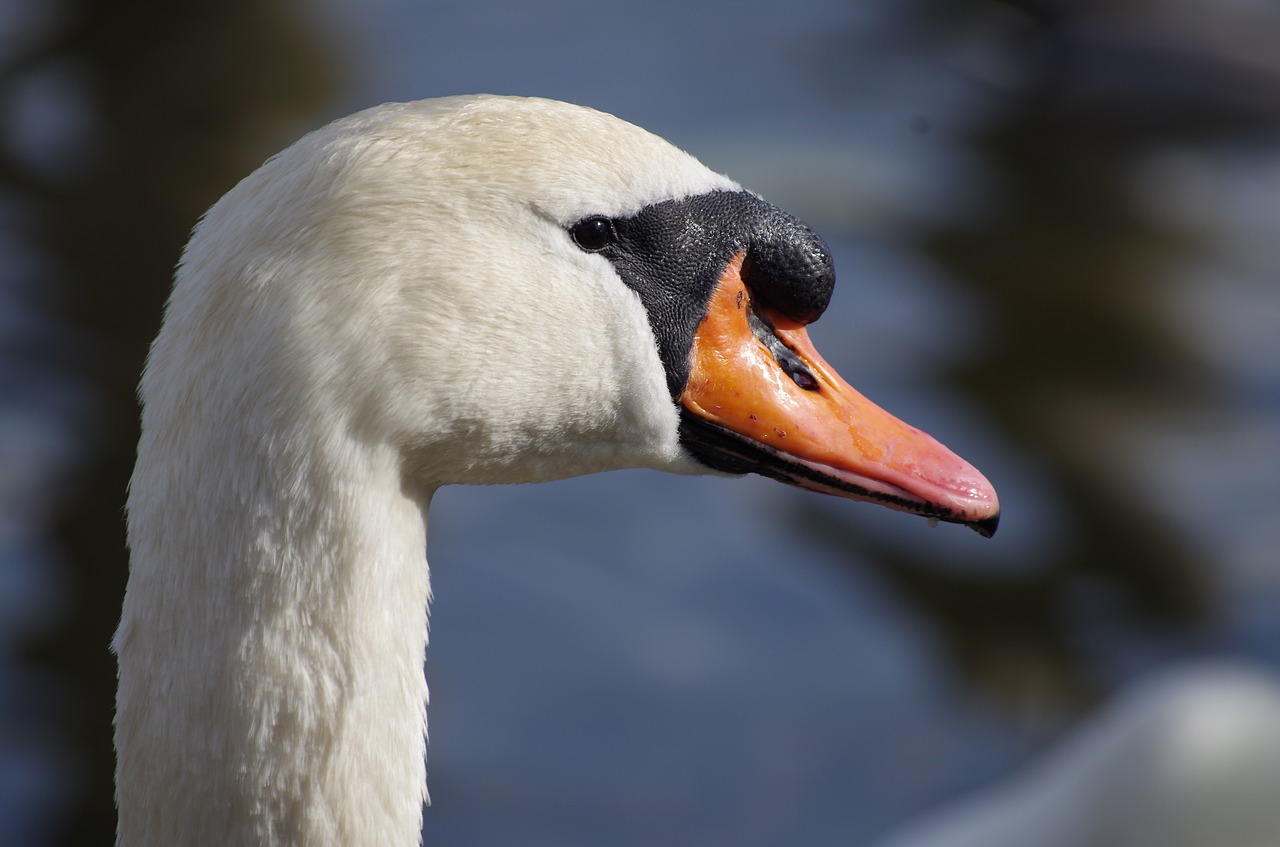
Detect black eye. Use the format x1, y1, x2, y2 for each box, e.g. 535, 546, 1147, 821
569, 216, 615, 252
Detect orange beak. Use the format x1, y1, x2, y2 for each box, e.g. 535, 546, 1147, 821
679, 253, 1000, 536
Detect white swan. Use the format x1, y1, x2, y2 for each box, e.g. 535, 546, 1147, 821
873, 663, 1280, 847
114, 94, 999, 846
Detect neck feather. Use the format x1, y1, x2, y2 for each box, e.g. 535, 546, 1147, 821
116, 406, 432, 846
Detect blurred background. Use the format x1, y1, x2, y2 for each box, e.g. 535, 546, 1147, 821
2, 0, 1279, 845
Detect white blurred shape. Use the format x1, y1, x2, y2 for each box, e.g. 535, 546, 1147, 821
875, 664, 1280, 847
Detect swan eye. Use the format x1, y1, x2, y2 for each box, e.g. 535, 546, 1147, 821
569, 216, 616, 252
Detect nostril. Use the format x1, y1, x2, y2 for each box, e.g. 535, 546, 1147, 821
746, 309, 822, 391
787, 366, 819, 391
740, 216, 835, 324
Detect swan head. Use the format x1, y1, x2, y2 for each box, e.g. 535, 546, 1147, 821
167, 94, 998, 534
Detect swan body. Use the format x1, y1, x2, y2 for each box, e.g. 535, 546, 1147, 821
874, 664, 1280, 847
115, 95, 998, 846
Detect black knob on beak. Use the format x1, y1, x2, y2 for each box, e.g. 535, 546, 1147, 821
740, 213, 835, 324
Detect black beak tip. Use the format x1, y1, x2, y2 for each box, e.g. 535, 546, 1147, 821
968, 512, 1000, 538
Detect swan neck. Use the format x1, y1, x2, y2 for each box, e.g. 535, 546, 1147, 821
116, 422, 432, 846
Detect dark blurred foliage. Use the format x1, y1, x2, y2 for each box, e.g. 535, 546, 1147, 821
804, 0, 1280, 712
1, 1, 338, 843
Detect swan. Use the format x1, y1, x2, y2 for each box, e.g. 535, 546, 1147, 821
114, 94, 999, 846
873, 663, 1280, 847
